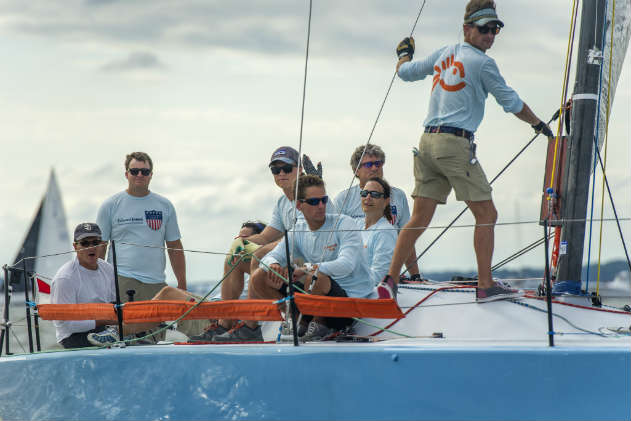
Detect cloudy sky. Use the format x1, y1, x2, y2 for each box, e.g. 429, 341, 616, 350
1, 0, 629, 285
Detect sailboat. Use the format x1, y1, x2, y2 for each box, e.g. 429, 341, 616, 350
0, 2, 629, 420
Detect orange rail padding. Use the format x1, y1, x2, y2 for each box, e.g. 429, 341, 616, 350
122, 300, 282, 323
38, 300, 283, 322
294, 293, 403, 319
38, 303, 116, 321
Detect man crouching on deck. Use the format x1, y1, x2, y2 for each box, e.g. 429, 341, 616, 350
213, 175, 374, 343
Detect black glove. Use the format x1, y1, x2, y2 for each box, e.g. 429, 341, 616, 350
396, 37, 415, 60
532, 121, 554, 138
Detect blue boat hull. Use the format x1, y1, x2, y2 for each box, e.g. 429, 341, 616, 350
1, 344, 629, 420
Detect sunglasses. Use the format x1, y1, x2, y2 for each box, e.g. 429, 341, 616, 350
78, 239, 101, 247
476, 25, 501, 35
270, 164, 295, 175
360, 190, 386, 199
360, 160, 383, 169
128, 168, 151, 176
299, 196, 329, 206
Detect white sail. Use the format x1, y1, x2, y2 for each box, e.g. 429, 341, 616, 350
33, 169, 71, 279
596, 0, 631, 148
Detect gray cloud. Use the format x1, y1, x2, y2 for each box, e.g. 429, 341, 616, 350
100, 51, 166, 72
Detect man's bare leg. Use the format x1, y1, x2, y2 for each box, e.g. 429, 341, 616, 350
388, 197, 438, 281
219, 258, 250, 329
465, 200, 497, 289
249, 241, 278, 272
243, 268, 283, 329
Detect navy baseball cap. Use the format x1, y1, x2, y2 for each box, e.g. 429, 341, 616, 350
269, 146, 299, 167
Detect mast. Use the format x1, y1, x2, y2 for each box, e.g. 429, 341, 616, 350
556, 0, 607, 283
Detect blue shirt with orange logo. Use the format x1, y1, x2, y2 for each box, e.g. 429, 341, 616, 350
398, 42, 523, 132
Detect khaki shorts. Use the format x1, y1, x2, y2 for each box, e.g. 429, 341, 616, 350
412, 132, 492, 203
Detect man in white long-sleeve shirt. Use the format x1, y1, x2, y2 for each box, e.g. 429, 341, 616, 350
214, 175, 373, 342
51, 223, 116, 348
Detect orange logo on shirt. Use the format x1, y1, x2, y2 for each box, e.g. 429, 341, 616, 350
432, 54, 466, 92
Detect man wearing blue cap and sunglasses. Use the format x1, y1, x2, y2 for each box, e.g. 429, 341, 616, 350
380, 0, 554, 303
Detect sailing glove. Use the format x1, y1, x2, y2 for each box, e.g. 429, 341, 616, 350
532, 121, 554, 138
396, 37, 415, 60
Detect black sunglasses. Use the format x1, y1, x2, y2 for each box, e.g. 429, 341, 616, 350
270, 164, 295, 175
360, 160, 383, 169
78, 239, 101, 247
476, 25, 501, 35
360, 190, 386, 199
299, 196, 329, 206
128, 168, 151, 176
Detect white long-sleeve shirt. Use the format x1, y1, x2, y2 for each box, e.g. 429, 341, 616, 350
261, 214, 373, 298
358, 217, 398, 286
50, 258, 116, 342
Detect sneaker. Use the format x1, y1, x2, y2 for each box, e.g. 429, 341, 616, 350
300, 321, 335, 342
87, 326, 120, 346
377, 275, 398, 300
213, 322, 264, 342
189, 323, 229, 342
476, 282, 524, 303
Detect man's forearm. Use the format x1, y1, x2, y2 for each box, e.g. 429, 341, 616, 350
167, 240, 186, 289
514, 102, 541, 125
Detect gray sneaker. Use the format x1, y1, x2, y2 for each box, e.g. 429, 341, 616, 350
300, 321, 335, 342
189, 323, 229, 342
213, 323, 264, 342
476, 282, 524, 303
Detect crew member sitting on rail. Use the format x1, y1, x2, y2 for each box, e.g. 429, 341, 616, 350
51, 223, 117, 348
213, 175, 373, 343
357, 177, 398, 286
334, 144, 422, 281
204, 147, 330, 341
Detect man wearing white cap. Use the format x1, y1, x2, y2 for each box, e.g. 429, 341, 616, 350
380, 0, 554, 302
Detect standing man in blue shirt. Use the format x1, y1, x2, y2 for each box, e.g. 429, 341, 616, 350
379, 0, 553, 302
97, 152, 186, 303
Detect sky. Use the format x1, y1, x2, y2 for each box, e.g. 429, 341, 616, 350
0, 0, 629, 285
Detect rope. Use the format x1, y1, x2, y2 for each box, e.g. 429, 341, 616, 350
318, 0, 428, 271
594, 0, 616, 296
291, 0, 313, 261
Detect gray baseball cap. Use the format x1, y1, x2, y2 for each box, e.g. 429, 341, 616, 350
465, 7, 504, 27
269, 146, 299, 167
74, 222, 102, 242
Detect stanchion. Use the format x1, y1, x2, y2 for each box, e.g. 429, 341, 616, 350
22, 261, 34, 353
284, 231, 298, 346
110, 241, 125, 340
1, 265, 11, 356
543, 219, 555, 347
30, 273, 41, 351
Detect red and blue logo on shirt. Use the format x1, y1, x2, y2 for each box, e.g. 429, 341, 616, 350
145, 210, 163, 231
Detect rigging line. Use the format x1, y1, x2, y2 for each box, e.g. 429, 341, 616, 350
550, 0, 579, 189
595, 0, 617, 296
592, 138, 631, 274
510, 299, 606, 337
403, 112, 559, 275
491, 236, 547, 272
291, 0, 313, 261
318, 0, 428, 268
